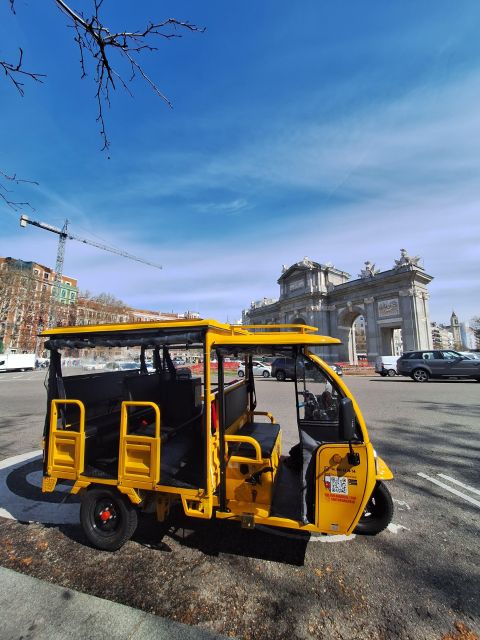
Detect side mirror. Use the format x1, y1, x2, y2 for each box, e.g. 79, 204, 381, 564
339, 397, 356, 440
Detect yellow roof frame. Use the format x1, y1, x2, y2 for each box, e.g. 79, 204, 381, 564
41, 319, 340, 346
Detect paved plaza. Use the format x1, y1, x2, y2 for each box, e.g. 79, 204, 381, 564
0, 371, 478, 639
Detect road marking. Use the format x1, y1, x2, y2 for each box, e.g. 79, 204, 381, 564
387, 523, 410, 534
437, 474, 480, 497
0, 450, 79, 524
417, 472, 480, 508
393, 498, 411, 511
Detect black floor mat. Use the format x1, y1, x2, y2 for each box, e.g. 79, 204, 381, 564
84, 458, 118, 479
270, 460, 302, 521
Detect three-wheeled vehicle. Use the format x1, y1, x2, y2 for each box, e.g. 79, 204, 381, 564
41, 320, 393, 550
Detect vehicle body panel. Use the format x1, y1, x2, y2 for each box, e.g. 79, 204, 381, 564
39, 319, 393, 547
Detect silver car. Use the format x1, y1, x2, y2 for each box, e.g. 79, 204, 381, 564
237, 361, 271, 378
397, 350, 480, 382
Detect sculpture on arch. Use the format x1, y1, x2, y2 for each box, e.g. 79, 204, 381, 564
394, 249, 422, 270
359, 260, 380, 278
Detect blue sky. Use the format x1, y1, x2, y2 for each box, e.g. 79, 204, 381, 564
1, 1, 479, 325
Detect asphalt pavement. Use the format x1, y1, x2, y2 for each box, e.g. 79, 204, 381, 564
0, 370, 479, 639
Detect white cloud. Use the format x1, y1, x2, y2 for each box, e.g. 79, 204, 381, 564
2, 68, 480, 325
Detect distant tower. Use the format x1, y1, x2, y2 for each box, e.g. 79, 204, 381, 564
450, 311, 462, 349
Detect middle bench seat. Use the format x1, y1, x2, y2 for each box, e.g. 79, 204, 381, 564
234, 422, 281, 459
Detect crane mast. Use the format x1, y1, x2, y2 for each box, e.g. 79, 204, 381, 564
19, 214, 162, 327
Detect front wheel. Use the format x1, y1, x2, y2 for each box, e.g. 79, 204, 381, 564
387, 369, 396, 377
80, 488, 138, 551
262, 370, 270, 378
276, 370, 286, 381
412, 368, 429, 383
237, 370, 245, 378
354, 482, 393, 535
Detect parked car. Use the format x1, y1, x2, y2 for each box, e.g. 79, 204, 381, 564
82, 361, 105, 371
329, 363, 343, 376
271, 357, 342, 381
397, 350, 480, 382
237, 361, 271, 378
375, 356, 400, 377
173, 357, 186, 366
102, 361, 138, 371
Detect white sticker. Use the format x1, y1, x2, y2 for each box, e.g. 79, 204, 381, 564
325, 476, 348, 495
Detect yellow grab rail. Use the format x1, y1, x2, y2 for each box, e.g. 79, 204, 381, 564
225, 434, 263, 464
120, 400, 161, 439
47, 399, 86, 479
119, 400, 161, 489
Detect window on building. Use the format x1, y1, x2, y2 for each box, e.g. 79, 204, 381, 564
43, 273, 49, 280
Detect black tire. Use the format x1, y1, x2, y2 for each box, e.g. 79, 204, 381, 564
412, 368, 429, 383
387, 369, 396, 377
354, 482, 393, 535
80, 488, 138, 551
262, 370, 270, 378
276, 370, 286, 382
237, 370, 245, 378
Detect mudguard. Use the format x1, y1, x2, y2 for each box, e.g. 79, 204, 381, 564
376, 456, 393, 481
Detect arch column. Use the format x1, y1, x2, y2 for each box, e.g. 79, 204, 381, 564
363, 296, 381, 361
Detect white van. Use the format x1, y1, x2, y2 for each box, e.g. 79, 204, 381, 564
375, 356, 400, 377
0, 353, 36, 372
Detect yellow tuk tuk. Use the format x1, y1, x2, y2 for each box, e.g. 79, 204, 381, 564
41, 320, 393, 550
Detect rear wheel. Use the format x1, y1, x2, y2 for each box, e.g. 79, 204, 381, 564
276, 370, 286, 381
237, 370, 245, 378
262, 370, 270, 378
354, 482, 393, 535
387, 369, 396, 377
412, 368, 429, 383
80, 488, 138, 551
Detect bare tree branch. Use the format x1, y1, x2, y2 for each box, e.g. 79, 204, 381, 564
0, 48, 46, 96
0, 171, 38, 211
53, 0, 205, 149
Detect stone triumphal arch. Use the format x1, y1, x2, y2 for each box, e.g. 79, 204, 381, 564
242, 250, 433, 364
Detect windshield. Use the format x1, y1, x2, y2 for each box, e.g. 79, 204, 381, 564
295, 352, 362, 442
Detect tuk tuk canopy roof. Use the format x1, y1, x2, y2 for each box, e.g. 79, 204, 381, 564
41, 319, 341, 350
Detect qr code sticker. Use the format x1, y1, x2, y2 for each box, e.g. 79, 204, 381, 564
326, 476, 348, 495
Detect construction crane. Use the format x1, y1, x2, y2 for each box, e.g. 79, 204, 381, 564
19, 214, 162, 327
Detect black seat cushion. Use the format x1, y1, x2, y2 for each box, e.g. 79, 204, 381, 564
235, 422, 280, 458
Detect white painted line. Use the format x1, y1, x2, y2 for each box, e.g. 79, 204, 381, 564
256, 525, 356, 542
387, 523, 410, 534
417, 472, 480, 508
392, 499, 411, 511
0, 450, 79, 524
0, 450, 42, 469
437, 474, 480, 497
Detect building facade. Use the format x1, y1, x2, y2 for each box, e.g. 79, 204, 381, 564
243, 251, 434, 364
0, 257, 78, 355
431, 322, 454, 350
0, 256, 200, 357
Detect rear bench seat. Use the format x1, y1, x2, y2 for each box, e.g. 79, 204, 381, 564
60, 371, 203, 486
124, 374, 204, 487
